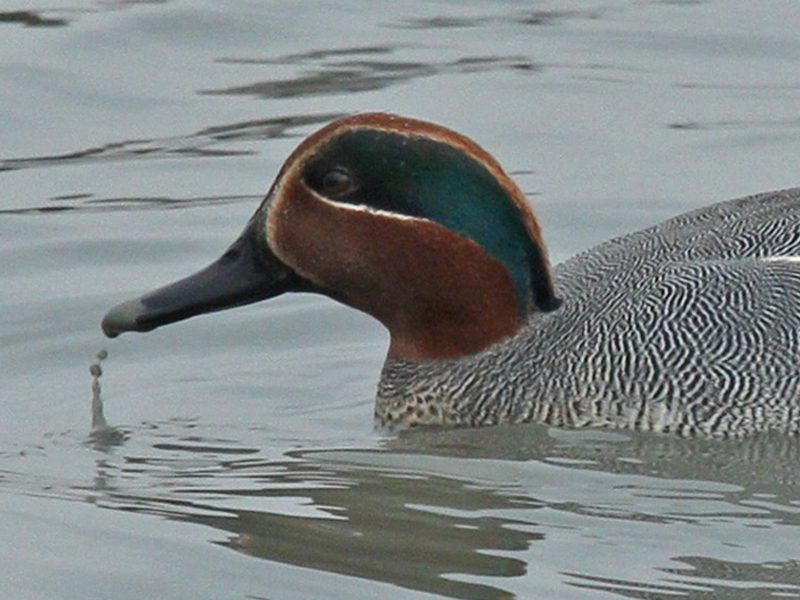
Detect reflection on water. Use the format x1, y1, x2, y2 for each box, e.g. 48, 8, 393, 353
204, 51, 536, 100
209, 462, 530, 600
78, 430, 531, 599
219, 45, 398, 65
0, 193, 258, 216
80, 446, 535, 600
668, 115, 800, 132
391, 9, 600, 30
0, 110, 347, 215
0, 11, 69, 27
66, 423, 800, 600
0, 112, 344, 174
393, 425, 800, 489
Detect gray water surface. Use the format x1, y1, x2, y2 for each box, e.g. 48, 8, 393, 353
3, 1, 800, 598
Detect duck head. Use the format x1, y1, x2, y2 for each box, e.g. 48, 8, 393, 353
102, 113, 559, 362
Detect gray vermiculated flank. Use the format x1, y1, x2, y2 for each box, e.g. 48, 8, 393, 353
376, 188, 800, 436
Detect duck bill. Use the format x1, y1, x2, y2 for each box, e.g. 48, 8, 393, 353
102, 216, 305, 338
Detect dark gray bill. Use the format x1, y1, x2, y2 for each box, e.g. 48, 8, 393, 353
102, 216, 310, 338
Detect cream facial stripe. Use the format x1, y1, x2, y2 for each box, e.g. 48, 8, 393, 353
316, 196, 425, 222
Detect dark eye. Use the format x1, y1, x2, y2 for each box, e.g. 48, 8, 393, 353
321, 168, 354, 196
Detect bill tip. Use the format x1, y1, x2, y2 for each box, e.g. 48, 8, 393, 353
101, 298, 146, 338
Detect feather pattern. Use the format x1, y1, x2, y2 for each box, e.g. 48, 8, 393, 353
377, 188, 800, 436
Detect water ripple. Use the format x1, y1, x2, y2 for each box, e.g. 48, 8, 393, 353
0, 194, 259, 216
0, 10, 69, 27
0, 112, 344, 174
204, 55, 538, 100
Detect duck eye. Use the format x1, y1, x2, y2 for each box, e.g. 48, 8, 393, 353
321, 168, 353, 196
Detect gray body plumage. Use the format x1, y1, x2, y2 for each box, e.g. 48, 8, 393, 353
376, 189, 800, 436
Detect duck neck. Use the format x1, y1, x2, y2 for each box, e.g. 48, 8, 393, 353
384, 290, 522, 362
361, 222, 525, 363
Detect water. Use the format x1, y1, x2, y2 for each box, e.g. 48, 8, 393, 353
3, 1, 800, 598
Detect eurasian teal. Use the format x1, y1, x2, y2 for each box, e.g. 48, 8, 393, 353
103, 113, 800, 436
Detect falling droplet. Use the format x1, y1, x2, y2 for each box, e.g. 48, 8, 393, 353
89, 349, 126, 444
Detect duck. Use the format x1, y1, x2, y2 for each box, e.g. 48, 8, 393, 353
102, 112, 800, 437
